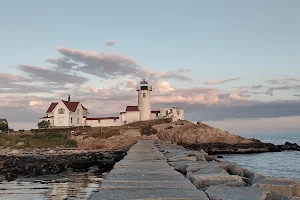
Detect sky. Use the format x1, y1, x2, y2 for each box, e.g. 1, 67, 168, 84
1, 0, 300, 134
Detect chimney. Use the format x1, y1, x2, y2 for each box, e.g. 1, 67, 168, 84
68, 95, 70, 102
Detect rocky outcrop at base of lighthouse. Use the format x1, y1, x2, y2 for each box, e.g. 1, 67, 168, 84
152, 121, 281, 154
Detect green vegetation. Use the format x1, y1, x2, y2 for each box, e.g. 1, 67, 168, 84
0, 123, 9, 132
140, 126, 158, 136
0, 131, 77, 149
37, 120, 50, 129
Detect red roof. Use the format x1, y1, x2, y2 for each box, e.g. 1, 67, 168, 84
46, 103, 58, 113
62, 101, 79, 112
86, 117, 119, 120
46, 101, 87, 113
126, 106, 139, 112
151, 110, 160, 113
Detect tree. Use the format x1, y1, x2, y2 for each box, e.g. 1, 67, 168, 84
0, 123, 8, 132
38, 120, 50, 129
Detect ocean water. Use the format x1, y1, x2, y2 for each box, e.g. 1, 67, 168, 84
0, 171, 103, 200
220, 133, 300, 182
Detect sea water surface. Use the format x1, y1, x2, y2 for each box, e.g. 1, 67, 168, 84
220, 133, 300, 181
0, 170, 104, 200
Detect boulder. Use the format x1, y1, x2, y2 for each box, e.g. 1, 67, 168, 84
196, 153, 207, 161
252, 177, 300, 197
16, 142, 25, 147
205, 185, 272, 200
187, 167, 246, 189
249, 173, 266, 186
228, 163, 244, 177
242, 168, 254, 179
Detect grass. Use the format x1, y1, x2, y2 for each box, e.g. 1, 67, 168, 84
0, 119, 171, 149
0, 132, 77, 149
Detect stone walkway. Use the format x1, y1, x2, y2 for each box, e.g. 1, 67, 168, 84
89, 140, 208, 200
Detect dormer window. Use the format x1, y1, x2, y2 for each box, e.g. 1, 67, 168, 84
58, 108, 65, 114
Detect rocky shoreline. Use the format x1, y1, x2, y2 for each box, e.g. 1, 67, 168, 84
0, 147, 130, 181
153, 121, 300, 154
155, 140, 300, 200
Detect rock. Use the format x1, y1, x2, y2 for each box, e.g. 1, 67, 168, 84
217, 155, 223, 158
205, 185, 272, 200
9, 150, 20, 154
16, 142, 25, 147
252, 177, 300, 197
278, 142, 300, 151
196, 153, 207, 161
153, 121, 281, 154
290, 197, 300, 200
48, 150, 55, 154
228, 163, 244, 177
187, 167, 246, 189
242, 168, 254, 179
249, 173, 266, 186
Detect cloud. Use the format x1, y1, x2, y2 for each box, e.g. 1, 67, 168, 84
57, 47, 146, 79
55, 47, 192, 81
0, 73, 61, 94
29, 100, 43, 107
266, 77, 300, 85
265, 85, 300, 96
45, 57, 77, 71
229, 92, 243, 100
203, 78, 241, 85
105, 40, 116, 46
15, 64, 88, 84
154, 68, 192, 81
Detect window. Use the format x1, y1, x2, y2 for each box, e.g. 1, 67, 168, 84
77, 118, 79, 124
77, 109, 79, 115
58, 108, 65, 114
156, 113, 159, 117
71, 117, 73, 124
143, 93, 146, 98
114, 119, 116, 122
98, 119, 101, 123
177, 110, 180, 115
165, 110, 168, 116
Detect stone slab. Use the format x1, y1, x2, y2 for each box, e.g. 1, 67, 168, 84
101, 180, 195, 189
89, 188, 209, 200
205, 185, 271, 200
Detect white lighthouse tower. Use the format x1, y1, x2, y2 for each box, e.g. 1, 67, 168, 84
137, 78, 152, 121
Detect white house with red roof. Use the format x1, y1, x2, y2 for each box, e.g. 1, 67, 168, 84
39, 95, 88, 127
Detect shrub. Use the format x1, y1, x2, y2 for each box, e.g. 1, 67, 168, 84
66, 139, 78, 148
37, 120, 50, 129
165, 126, 173, 129
141, 126, 158, 136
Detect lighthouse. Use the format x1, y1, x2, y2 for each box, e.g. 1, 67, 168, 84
137, 78, 152, 121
